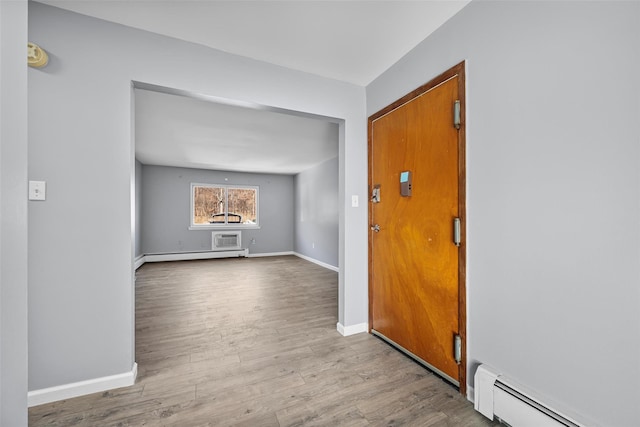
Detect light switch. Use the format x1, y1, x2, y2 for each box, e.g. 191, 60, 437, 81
29, 181, 46, 201
351, 195, 359, 207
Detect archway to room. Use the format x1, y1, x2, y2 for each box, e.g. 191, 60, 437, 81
130, 81, 343, 362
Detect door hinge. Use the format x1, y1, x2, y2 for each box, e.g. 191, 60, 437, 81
453, 100, 461, 130
454, 334, 462, 364
453, 217, 461, 247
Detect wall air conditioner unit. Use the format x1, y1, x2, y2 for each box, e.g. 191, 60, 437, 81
474, 365, 583, 427
212, 231, 242, 251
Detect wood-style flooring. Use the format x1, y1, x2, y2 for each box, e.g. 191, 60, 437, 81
29, 256, 498, 426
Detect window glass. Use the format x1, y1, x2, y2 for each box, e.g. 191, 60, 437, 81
228, 187, 257, 225
191, 184, 258, 227
193, 186, 225, 225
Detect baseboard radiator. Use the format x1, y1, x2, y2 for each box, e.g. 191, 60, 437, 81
474, 365, 583, 427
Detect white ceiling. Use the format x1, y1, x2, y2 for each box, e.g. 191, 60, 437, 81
37, 0, 470, 174
37, 0, 469, 86
135, 88, 339, 174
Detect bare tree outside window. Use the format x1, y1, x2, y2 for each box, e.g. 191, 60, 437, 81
228, 188, 257, 224
192, 184, 258, 226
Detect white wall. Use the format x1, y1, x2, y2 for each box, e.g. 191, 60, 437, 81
0, 0, 29, 424
367, 1, 640, 425
294, 157, 339, 268
134, 160, 142, 258
140, 165, 295, 255
28, 1, 368, 394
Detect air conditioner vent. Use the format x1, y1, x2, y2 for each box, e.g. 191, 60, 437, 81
212, 231, 241, 251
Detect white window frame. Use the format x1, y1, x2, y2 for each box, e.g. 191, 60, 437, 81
189, 183, 260, 230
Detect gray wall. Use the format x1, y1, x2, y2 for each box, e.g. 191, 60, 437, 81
367, 1, 640, 425
28, 1, 367, 393
294, 157, 339, 268
135, 160, 142, 258
140, 165, 294, 255
1, 0, 28, 424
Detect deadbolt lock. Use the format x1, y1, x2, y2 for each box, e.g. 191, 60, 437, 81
371, 185, 381, 203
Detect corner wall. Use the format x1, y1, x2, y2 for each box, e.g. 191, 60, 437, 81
0, 0, 28, 423
134, 160, 142, 258
294, 157, 339, 269
367, 1, 640, 425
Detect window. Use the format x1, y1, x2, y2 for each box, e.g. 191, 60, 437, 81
191, 183, 259, 228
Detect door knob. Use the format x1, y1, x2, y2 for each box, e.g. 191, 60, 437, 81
371, 224, 380, 233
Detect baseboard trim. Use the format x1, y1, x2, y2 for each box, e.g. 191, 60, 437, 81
467, 385, 474, 403
28, 363, 138, 407
293, 252, 339, 272
337, 322, 368, 336
143, 249, 249, 263
135, 251, 338, 273
134, 254, 145, 270
246, 251, 294, 258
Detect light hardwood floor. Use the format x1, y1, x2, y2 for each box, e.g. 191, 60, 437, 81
29, 256, 498, 426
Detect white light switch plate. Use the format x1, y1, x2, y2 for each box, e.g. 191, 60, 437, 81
29, 181, 46, 201
351, 195, 359, 207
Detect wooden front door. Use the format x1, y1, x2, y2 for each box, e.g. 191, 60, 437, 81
368, 63, 466, 391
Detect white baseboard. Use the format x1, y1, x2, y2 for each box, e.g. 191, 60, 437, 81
143, 249, 248, 263
293, 252, 339, 272
467, 385, 475, 403
135, 251, 338, 273
134, 255, 145, 270
337, 322, 368, 336
28, 363, 138, 407
246, 251, 294, 258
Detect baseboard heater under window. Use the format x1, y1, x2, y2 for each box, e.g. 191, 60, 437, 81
474, 365, 583, 427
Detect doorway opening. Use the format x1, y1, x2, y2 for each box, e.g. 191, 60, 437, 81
130, 81, 344, 361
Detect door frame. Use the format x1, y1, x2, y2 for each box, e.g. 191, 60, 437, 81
367, 61, 467, 395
